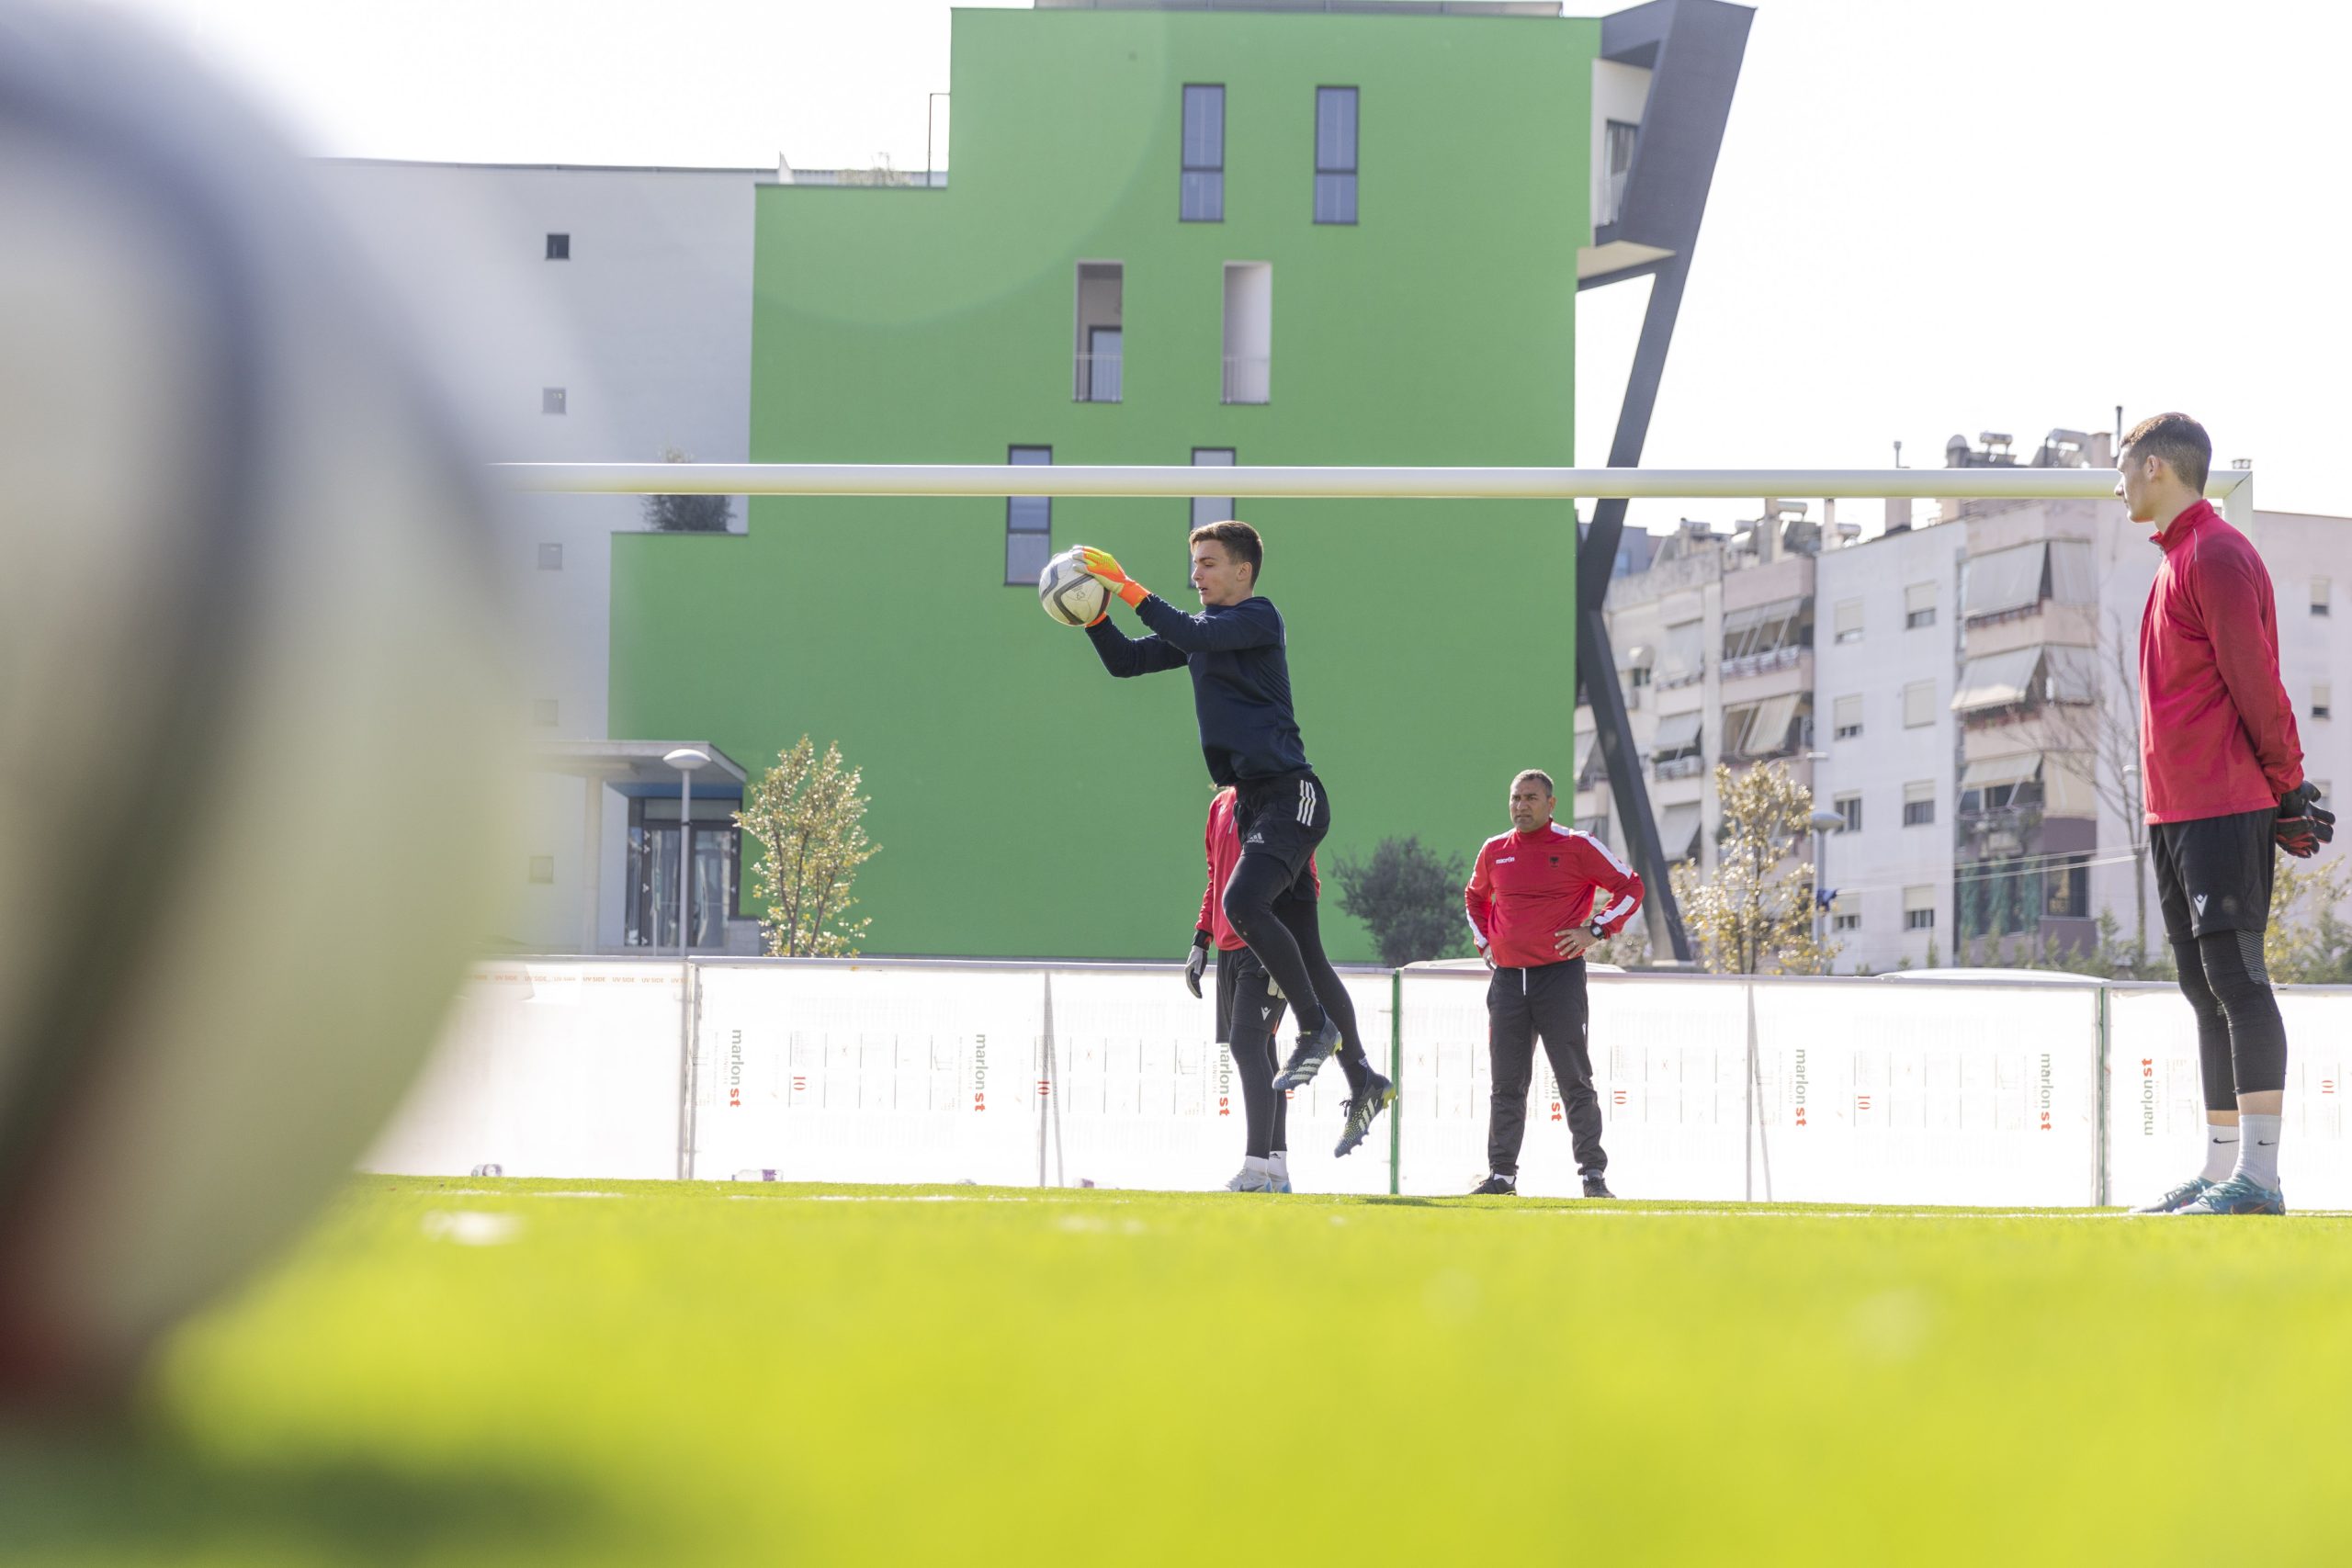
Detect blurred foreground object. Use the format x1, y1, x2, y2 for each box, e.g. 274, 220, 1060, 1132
0, 2, 512, 1407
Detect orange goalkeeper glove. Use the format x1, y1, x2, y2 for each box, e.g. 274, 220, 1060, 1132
1077, 546, 1149, 608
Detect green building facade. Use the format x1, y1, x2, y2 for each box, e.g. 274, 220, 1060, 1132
611, 4, 1604, 961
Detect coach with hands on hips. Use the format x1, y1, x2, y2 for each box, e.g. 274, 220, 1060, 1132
1462, 769, 1643, 1199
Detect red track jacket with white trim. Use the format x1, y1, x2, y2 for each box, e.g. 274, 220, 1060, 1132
2139, 500, 2303, 823
1463, 820, 1643, 969
1196, 788, 1317, 952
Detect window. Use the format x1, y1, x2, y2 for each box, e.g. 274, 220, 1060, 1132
1191, 448, 1236, 530
529, 698, 558, 727
2314, 682, 2333, 721
1904, 886, 1936, 931
1181, 85, 1225, 221
1903, 780, 1935, 827
626, 795, 741, 950
1222, 262, 1272, 404
1004, 446, 1052, 585
527, 855, 556, 884
2044, 855, 2090, 919
537, 542, 563, 571
1833, 794, 1861, 833
1581, 813, 1611, 846
1314, 87, 1358, 224
1834, 597, 1863, 643
1958, 754, 2043, 816
2313, 577, 2332, 617
1833, 694, 1862, 740
1905, 581, 1936, 629
1902, 680, 1935, 728
1074, 264, 1123, 402
1833, 911, 1861, 933
545, 232, 570, 260
542, 388, 567, 415
1600, 119, 1636, 226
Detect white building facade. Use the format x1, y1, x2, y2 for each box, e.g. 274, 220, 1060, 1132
312, 160, 762, 953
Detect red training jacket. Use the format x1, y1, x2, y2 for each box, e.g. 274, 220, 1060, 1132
1196, 788, 1317, 951
1463, 820, 1643, 969
2138, 500, 2302, 823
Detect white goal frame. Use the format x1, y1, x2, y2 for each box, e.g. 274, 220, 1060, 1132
500, 461, 2256, 526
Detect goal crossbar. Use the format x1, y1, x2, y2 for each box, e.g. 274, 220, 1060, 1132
498, 461, 2253, 525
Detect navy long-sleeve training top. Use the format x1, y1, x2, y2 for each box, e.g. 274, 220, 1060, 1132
1083, 593, 1311, 785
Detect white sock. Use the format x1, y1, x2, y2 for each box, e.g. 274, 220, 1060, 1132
2201, 1123, 2241, 1182
2234, 1114, 2282, 1189
1243, 1154, 1270, 1176
1269, 1151, 1288, 1182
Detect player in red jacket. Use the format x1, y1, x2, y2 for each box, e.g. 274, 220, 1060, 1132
1185, 788, 1393, 1191
1461, 769, 1643, 1198
2119, 413, 2334, 1216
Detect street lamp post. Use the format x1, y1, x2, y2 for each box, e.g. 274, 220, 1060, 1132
1808, 807, 1845, 957
664, 747, 710, 1180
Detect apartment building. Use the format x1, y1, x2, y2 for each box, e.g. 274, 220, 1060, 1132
1587, 429, 2347, 973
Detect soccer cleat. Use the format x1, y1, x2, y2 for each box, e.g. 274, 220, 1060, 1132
1468, 1172, 1516, 1196
1272, 1017, 1342, 1091
1582, 1175, 1615, 1199
2173, 1172, 2286, 1215
1271, 1171, 1293, 1194
2130, 1177, 2214, 1214
1332, 1073, 1396, 1158
1224, 1166, 1276, 1193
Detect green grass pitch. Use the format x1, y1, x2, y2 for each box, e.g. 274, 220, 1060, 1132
6, 1177, 2349, 1566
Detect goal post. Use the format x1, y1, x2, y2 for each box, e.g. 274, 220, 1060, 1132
497, 461, 2255, 527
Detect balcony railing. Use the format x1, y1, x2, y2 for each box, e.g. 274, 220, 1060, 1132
1073, 352, 1123, 404
1656, 662, 1704, 691
1654, 754, 1704, 781
1720, 644, 1806, 682
1222, 355, 1270, 405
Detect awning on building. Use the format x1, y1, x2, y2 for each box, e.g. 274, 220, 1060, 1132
1962, 542, 2046, 619
1726, 693, 1800, 757
1960, 752, 2042, 791
1950, 646, 2046, 712
1658, 801, 1704, 863
1660, 620, 1706, 678
526, 739, 751, 799
1650, 710, 1704, 760
1619, 643, 1655, 671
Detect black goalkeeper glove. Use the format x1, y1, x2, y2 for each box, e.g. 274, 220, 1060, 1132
2276, 782, 2335, 859
1183, 931, 1211, 998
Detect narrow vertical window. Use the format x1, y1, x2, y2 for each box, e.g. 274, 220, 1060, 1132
1314, 86, 1358, 224
1004, 446, 1052, 586
1181, 85, 1224, 221
1074, 264, 1123, 403
1191, 448, 1236, 531
545, 232, 571, 260
1601, 120, 1636, 225
1221, 263, 1271, 404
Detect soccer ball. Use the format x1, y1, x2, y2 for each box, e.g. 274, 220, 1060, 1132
0, 6, 511, 1407
1038, 547, 1108, 627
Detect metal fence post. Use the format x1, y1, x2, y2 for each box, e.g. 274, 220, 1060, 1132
1388, 968, 1404, 1196
2094, 984, 2112, 1207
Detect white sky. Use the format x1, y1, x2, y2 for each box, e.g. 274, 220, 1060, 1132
94, 0, 2352, 529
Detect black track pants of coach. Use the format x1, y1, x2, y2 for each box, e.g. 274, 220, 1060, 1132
1487, 960, 1605, 1179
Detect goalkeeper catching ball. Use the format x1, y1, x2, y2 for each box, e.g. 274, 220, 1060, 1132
1077, 522, 1355, 1093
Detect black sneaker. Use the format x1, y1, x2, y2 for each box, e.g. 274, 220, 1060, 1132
1469, 1172, 1517, 1196
1332, 1072, 1396, 1158
1272, 1016, 1341, 1091
1582, 1175, 1615, 1199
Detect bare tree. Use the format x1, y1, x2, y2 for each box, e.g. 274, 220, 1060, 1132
2043, 609, 2151, 971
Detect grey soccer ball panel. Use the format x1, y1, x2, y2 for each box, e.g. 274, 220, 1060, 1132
0, 2, 514, 1401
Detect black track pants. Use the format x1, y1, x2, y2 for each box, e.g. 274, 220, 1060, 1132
1222, 773, 1334, 1035
1486, 960, 1605, 1178
2174, 929, 2289, 1109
